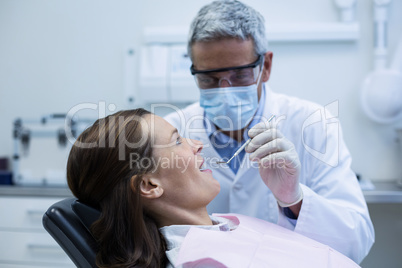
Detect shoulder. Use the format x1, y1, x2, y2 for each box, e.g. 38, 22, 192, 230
164, 102, 203, 130
267, 89, 324, 121
265, 88, 342, 159
265, 88, 339, 135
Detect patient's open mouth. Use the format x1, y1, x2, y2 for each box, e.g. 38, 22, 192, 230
199, 160, 212, 173
199, 160, 206, 171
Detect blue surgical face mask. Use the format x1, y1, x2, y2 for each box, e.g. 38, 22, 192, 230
199, 68, 263, 131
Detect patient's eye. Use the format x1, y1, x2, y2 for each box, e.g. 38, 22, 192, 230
176, 136, 183, 145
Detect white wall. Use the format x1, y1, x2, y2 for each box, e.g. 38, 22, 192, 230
0, 0, 402, 182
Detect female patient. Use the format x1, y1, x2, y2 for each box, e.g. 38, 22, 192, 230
67, 108, 359, 268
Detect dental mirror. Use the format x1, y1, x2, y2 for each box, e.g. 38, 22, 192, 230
216, 115, 275, 165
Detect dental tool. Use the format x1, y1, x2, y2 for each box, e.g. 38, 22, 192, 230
216, 115, 275, 165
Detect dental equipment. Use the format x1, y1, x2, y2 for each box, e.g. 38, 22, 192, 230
216, 115, 275, 165
360, 0, 402, 124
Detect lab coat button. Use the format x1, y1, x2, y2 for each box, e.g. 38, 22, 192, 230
233, 184, 242, 191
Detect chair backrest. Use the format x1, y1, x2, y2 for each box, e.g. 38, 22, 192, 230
42, 197, 101, 268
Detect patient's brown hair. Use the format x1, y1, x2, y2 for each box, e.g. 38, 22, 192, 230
67, 108, 166, 267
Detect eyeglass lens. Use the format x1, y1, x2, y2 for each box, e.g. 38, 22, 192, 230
195, 64, 261, 89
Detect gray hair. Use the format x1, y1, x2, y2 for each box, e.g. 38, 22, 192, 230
187, 0, 268, 60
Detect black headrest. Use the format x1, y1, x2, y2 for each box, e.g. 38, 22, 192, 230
72, 200, 101, 233
42, 197, 100, 268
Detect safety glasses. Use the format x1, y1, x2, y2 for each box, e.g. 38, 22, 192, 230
190, 55, 264, 89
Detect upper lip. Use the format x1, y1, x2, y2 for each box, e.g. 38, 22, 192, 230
199, 159, 205, 169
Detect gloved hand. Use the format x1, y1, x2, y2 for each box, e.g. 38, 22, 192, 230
246, 121, 303, 207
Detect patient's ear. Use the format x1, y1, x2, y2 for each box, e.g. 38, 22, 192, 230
131, 175, 163, 199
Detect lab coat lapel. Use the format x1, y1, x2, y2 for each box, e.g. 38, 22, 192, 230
234, 152, 252, 181
203, 141, 236, 181
235, 85, 276, 181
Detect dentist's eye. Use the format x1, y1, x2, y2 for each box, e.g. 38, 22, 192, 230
176, 136, 183, 145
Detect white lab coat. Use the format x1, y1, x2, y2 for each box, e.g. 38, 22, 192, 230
164, 86, 374, 264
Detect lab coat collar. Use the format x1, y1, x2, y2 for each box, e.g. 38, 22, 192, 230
235, 83, 274, 180
189, 83, 276, 181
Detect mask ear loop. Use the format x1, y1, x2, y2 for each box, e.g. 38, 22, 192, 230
255, 56, 265, 86
248, 56, 266, 128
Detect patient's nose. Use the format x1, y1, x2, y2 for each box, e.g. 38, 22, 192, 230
191, 139, 203, 154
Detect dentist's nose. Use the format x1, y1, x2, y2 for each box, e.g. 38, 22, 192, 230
218, 77, 232, 88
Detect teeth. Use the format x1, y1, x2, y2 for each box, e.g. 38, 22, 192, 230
200, 162, 206, 171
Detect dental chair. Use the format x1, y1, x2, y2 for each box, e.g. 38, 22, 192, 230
42, 197, 100, 268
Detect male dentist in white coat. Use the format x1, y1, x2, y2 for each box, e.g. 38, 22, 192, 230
164, 0, 374, 264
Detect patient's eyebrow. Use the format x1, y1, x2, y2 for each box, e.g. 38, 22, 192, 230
170, 128, 178, 139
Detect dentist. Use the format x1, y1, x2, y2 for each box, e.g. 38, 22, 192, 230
165, 0, 374, 264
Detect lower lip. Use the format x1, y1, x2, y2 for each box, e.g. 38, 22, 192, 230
201, 169, 212, 173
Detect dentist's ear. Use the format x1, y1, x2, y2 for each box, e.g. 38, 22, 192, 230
262, 52, 273, 83
130, 175, 164, 199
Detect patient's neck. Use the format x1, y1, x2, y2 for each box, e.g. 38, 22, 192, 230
153, 206, 213, 228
